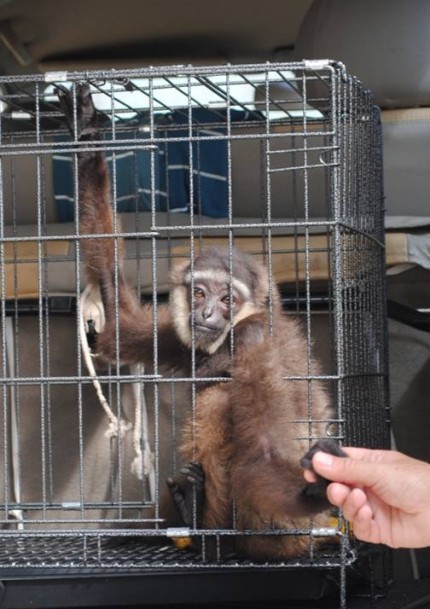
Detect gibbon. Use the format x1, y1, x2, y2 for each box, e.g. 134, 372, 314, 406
58, 84, 344, 560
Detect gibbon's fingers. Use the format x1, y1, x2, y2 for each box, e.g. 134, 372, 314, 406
166, 478, 186, 511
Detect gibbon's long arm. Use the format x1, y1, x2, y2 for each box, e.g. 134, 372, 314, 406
58, 84, 184, 369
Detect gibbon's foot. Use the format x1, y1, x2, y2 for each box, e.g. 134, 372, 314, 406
166, 461, 205, 528
300, 439, 347, 472
300, 439, 347, 510
56, 83, 99, 141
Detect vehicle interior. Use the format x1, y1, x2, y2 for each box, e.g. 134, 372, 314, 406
0, 1, 429, 608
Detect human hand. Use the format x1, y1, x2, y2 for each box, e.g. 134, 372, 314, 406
304, 447, 430, 548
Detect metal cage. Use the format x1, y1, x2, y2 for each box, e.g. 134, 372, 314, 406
0, 61, 389, 608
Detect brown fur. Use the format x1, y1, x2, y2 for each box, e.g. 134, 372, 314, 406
179, 308, 333, 559
60, 84, 336, 561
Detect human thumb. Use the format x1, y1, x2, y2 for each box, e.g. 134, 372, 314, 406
311, 451, 382, 488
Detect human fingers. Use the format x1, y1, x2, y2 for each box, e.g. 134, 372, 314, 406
326, 483, 383, 544
325, 482, 350, 507
328, 484, 372, 520
345, 503, 382, 545
303, 447, 392, 486
340, 447, 404, 463
326, 483, 369, 513
303, 469, 317, 483
302, 446, 381, 482
311, 451, 386, 488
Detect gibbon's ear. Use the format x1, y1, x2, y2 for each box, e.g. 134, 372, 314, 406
169, 259, 191, 287
169, 259, 193, 348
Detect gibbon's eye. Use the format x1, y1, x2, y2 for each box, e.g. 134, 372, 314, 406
221, 293, 236, 306
193, 287, 205, 299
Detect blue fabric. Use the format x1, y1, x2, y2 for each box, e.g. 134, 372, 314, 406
159, 108, 254, 217
53, 110, 258, 221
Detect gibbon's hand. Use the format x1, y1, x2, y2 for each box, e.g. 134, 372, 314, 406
303, 447, 430, 548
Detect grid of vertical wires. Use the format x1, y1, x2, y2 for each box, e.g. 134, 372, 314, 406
0, 62, 388, 575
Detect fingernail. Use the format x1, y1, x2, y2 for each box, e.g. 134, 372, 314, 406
314, 451, 334, 467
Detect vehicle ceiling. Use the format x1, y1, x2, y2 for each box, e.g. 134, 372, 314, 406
0, 0, 312, 75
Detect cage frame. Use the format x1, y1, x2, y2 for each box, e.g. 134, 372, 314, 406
0, 60, 390, 608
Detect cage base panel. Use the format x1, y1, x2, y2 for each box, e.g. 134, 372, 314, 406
0, 538, 389, 608
0, 567, 352, 609
0, 535, 352, 570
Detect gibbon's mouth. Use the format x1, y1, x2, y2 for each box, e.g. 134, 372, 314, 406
193, 323, 220, 335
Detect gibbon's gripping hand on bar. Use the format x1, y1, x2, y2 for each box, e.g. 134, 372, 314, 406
303, 447, 430, 549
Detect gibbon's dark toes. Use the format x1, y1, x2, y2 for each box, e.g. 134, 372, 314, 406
300, 438, 347, 472
56, 83, 98, 140
166, 477, 178, 490
56, 85, 75, 133
299, 439, 347, 510
166, 464, 206, 528
166, 478, 188, 516
180, 461, 205, 489
75, 84, 98, 136
300, 479, 331, 511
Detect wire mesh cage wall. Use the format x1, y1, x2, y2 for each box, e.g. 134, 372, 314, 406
0, 61, 389, 607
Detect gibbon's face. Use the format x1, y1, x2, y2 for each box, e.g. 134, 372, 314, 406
190, 276, 243, 350
169, 247, 268, 355
183, 267, 257, 354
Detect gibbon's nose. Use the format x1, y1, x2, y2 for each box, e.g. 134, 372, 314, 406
202, 303, 215, 319
202, 307, 213, 319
